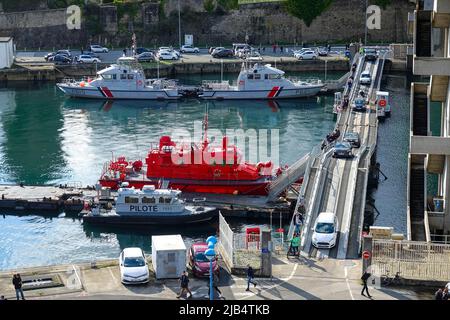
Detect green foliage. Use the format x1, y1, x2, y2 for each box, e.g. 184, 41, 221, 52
203, 0, 215, 13
217, 0, 239, 10
374, 0, 391, 9
285, 0, 334, 27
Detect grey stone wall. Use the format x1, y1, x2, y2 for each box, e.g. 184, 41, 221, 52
0, 0, 414, 49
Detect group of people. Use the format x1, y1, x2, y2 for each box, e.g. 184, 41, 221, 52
321, 128, 341, 150
435, 283, 450, 300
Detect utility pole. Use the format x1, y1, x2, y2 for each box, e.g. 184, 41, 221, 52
178, 0, 182, 49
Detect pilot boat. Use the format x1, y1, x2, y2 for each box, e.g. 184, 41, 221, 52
57, 57, 181, 100
199, 63, 324, 100
98, 114, 278, 195
82, 184, 216, 225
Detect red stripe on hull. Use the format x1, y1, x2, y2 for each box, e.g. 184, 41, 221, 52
267, 86, 279, 98
101, 87, 114, 98
99, 179, 270, 195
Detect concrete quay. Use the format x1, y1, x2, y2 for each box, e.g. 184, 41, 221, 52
0, 254, 430, 300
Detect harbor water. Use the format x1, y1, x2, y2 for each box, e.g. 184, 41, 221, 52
0, 71, 411, 270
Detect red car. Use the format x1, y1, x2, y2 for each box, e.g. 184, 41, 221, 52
189, 242, 219, 277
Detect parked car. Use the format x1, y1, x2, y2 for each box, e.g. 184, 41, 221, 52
158, 51, 179, 60
136, 52, 155, 62
135, 47, 151, 55
312, 212, 339, 249
211, 47, 225, 56
343, 132, 361, 148
359, 71, 371, 85
212, 49, 234, 58
353, 97, 366, 112
56, 50, 72, 57
246, 51, 263, 61
296, 50, 317, 60
158, 47, 181, 58
208, 47, 216, 54
293, 48, 313, 58
364, 48, 378, 61
51, 54, 72, 64
44, 52, 57, 61
317, 47, 328, 56
76, 54, 101, 63
119, 248, 150, 285
188, 242, 219, 277
90, 45, 109, 53
181, 45, 200, 53
332, 142, 353, 158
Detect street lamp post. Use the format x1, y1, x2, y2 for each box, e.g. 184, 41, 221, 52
205, 235, 217, 301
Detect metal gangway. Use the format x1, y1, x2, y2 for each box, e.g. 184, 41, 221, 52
266, 152, 311, 201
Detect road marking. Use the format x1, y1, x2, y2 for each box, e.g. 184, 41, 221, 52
108, 267, 119, 284
344, 265, 355, 300
237, 263, 298, 300
72, 265, 82, 289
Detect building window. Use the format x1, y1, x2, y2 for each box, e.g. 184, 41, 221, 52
254, 74, 261, 80
164, 198, 171, 204
121, 74, 127, 80
247, 74, 254, 80
159, 197, 165, 204
128, 74, 134, 80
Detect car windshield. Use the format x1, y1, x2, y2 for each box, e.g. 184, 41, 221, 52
336, 143, 350, 149
345, 133, 358, 140
315, 222, 335, 234
194, 252, 209, 262
124, 256, 146, 267
362, 74, 370, 78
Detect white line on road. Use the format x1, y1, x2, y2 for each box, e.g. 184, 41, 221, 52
344, 266, 355, 300
237, 263, 298, 300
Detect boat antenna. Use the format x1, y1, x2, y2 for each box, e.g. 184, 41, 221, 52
203, 103, 209, 147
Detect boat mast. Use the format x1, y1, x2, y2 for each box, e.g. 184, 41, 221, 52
202, 103, 209, 149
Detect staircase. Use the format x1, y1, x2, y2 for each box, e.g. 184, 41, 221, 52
410, 165, 426, 241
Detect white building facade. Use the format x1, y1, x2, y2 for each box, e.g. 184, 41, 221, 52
0, 37, 14, 69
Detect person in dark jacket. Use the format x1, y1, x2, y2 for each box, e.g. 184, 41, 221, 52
177, 271, 192, 299
246, 265, 257, 291
443, 287, 449, 300
361, 271, 372, 298
12, 273, 25, 300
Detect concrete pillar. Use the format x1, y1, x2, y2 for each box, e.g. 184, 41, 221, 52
361, 235, 373, 275
444, 156, 450, 233
260, 230, 272, 277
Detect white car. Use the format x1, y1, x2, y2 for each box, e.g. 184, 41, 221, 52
77, 55, 101, 64
158, 51, 179, 60
181, 45, 200, 53
312, 212, 339, 249
159, 47, 181, 58
246, 52, 263, 61
119, 248, 150, 285
90, 45, 109, 53
296, 50, 318, 60
293, 48, 313, 58
360, 71, 372, 85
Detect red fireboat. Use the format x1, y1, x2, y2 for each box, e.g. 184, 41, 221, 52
98, 115, 277, 195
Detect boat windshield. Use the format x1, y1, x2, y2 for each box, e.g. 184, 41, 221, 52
124, 257, 146, 267
315, 223, 335, 234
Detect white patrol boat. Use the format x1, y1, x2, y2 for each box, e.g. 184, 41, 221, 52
199, 62, 324, 100
57, 57, 181, 100
82, 184, 216, 225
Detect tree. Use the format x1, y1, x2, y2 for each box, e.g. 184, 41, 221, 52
374, 0, 391, 9
285, 0, 334, 27
203, 0, 215, 13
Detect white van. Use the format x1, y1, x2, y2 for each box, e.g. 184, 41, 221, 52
312, 212, 339, 249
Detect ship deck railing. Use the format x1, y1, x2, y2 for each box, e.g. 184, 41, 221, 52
202, 80, 233, 90
288, 77, 323, 86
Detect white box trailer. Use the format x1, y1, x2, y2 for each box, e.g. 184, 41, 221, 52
0, 37, 14, 69
151, 234, 187, 279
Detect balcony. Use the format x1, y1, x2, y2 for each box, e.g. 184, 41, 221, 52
410, 136, 450, 154
414, 56, 450, 76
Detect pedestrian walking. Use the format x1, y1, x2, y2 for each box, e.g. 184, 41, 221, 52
123, 48, 127, 57
177, 271, 192, 299
272, 44, 276, 53
290, 233, 300, 256
12, 273, 25, 300
262, 47, 266, 53
360, 271, 372, 298
246, 265, 257, 291
208, 272, 222, 299
280, 46, 283, 53
435, 288, 444, 300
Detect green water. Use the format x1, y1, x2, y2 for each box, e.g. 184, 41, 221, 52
0, 71, 411, 270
